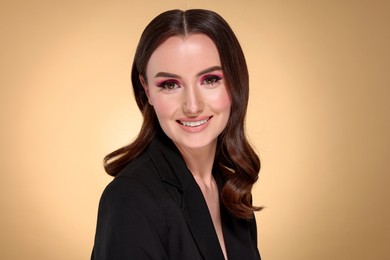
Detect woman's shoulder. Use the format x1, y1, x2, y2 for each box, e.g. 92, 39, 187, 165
101, 153, 161, 200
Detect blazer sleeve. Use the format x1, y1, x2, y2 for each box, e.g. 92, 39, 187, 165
91, 177, 168, 260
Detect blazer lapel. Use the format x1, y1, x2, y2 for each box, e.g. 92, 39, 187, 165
181, 179, 225, 260
147, 134, 225, 260
219, 194, 260, 259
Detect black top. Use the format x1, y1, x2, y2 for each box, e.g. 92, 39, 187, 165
91, 133, 260, 260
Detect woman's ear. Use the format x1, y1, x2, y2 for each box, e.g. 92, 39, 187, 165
139, 75, 152, 105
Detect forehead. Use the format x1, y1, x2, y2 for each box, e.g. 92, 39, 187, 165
146, 34, 221, 76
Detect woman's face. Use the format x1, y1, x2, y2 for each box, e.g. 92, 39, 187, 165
142, 34, 231, 152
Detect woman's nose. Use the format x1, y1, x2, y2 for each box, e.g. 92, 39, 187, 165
182, 86, 204, 115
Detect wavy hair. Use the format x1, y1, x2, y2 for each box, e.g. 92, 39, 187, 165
104, 9, 261, 219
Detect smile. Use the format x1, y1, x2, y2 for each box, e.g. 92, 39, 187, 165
178, 117, 211, 127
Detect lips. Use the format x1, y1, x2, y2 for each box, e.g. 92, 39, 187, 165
177, 116, 212, 127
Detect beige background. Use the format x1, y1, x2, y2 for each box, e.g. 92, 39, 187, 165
1, 0, 389, 259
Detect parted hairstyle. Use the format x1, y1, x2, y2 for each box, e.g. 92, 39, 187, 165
104, 9, 261, 219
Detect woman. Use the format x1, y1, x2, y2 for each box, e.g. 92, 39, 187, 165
92, 9, 261, 260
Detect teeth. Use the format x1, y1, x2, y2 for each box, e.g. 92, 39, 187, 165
180, 118, 209, 127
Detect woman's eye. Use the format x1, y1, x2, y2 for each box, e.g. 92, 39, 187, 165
201, 75, 222, 86
157, 81, 180, 90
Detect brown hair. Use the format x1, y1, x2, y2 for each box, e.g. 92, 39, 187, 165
104, 9, 261, 219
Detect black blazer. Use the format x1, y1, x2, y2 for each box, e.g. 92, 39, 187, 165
92, 134, 260, 260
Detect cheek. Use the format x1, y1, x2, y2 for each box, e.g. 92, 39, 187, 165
150, 95, 178, 120
210, 88, 232, 114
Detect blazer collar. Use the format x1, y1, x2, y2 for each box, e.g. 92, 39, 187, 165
146, 133, 191, 191
146, 133, 225, 260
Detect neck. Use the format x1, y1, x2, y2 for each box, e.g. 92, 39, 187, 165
175, 142, 217, 184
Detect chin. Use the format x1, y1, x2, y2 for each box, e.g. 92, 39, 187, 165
172, 137, 217, 151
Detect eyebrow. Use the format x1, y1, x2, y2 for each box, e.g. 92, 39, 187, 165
154, 66, 223, 79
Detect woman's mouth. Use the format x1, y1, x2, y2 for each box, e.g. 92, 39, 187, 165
177, 116, 212, 127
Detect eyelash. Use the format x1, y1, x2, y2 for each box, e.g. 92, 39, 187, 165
156, 80, 180, 90
201, 74, 223, 86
